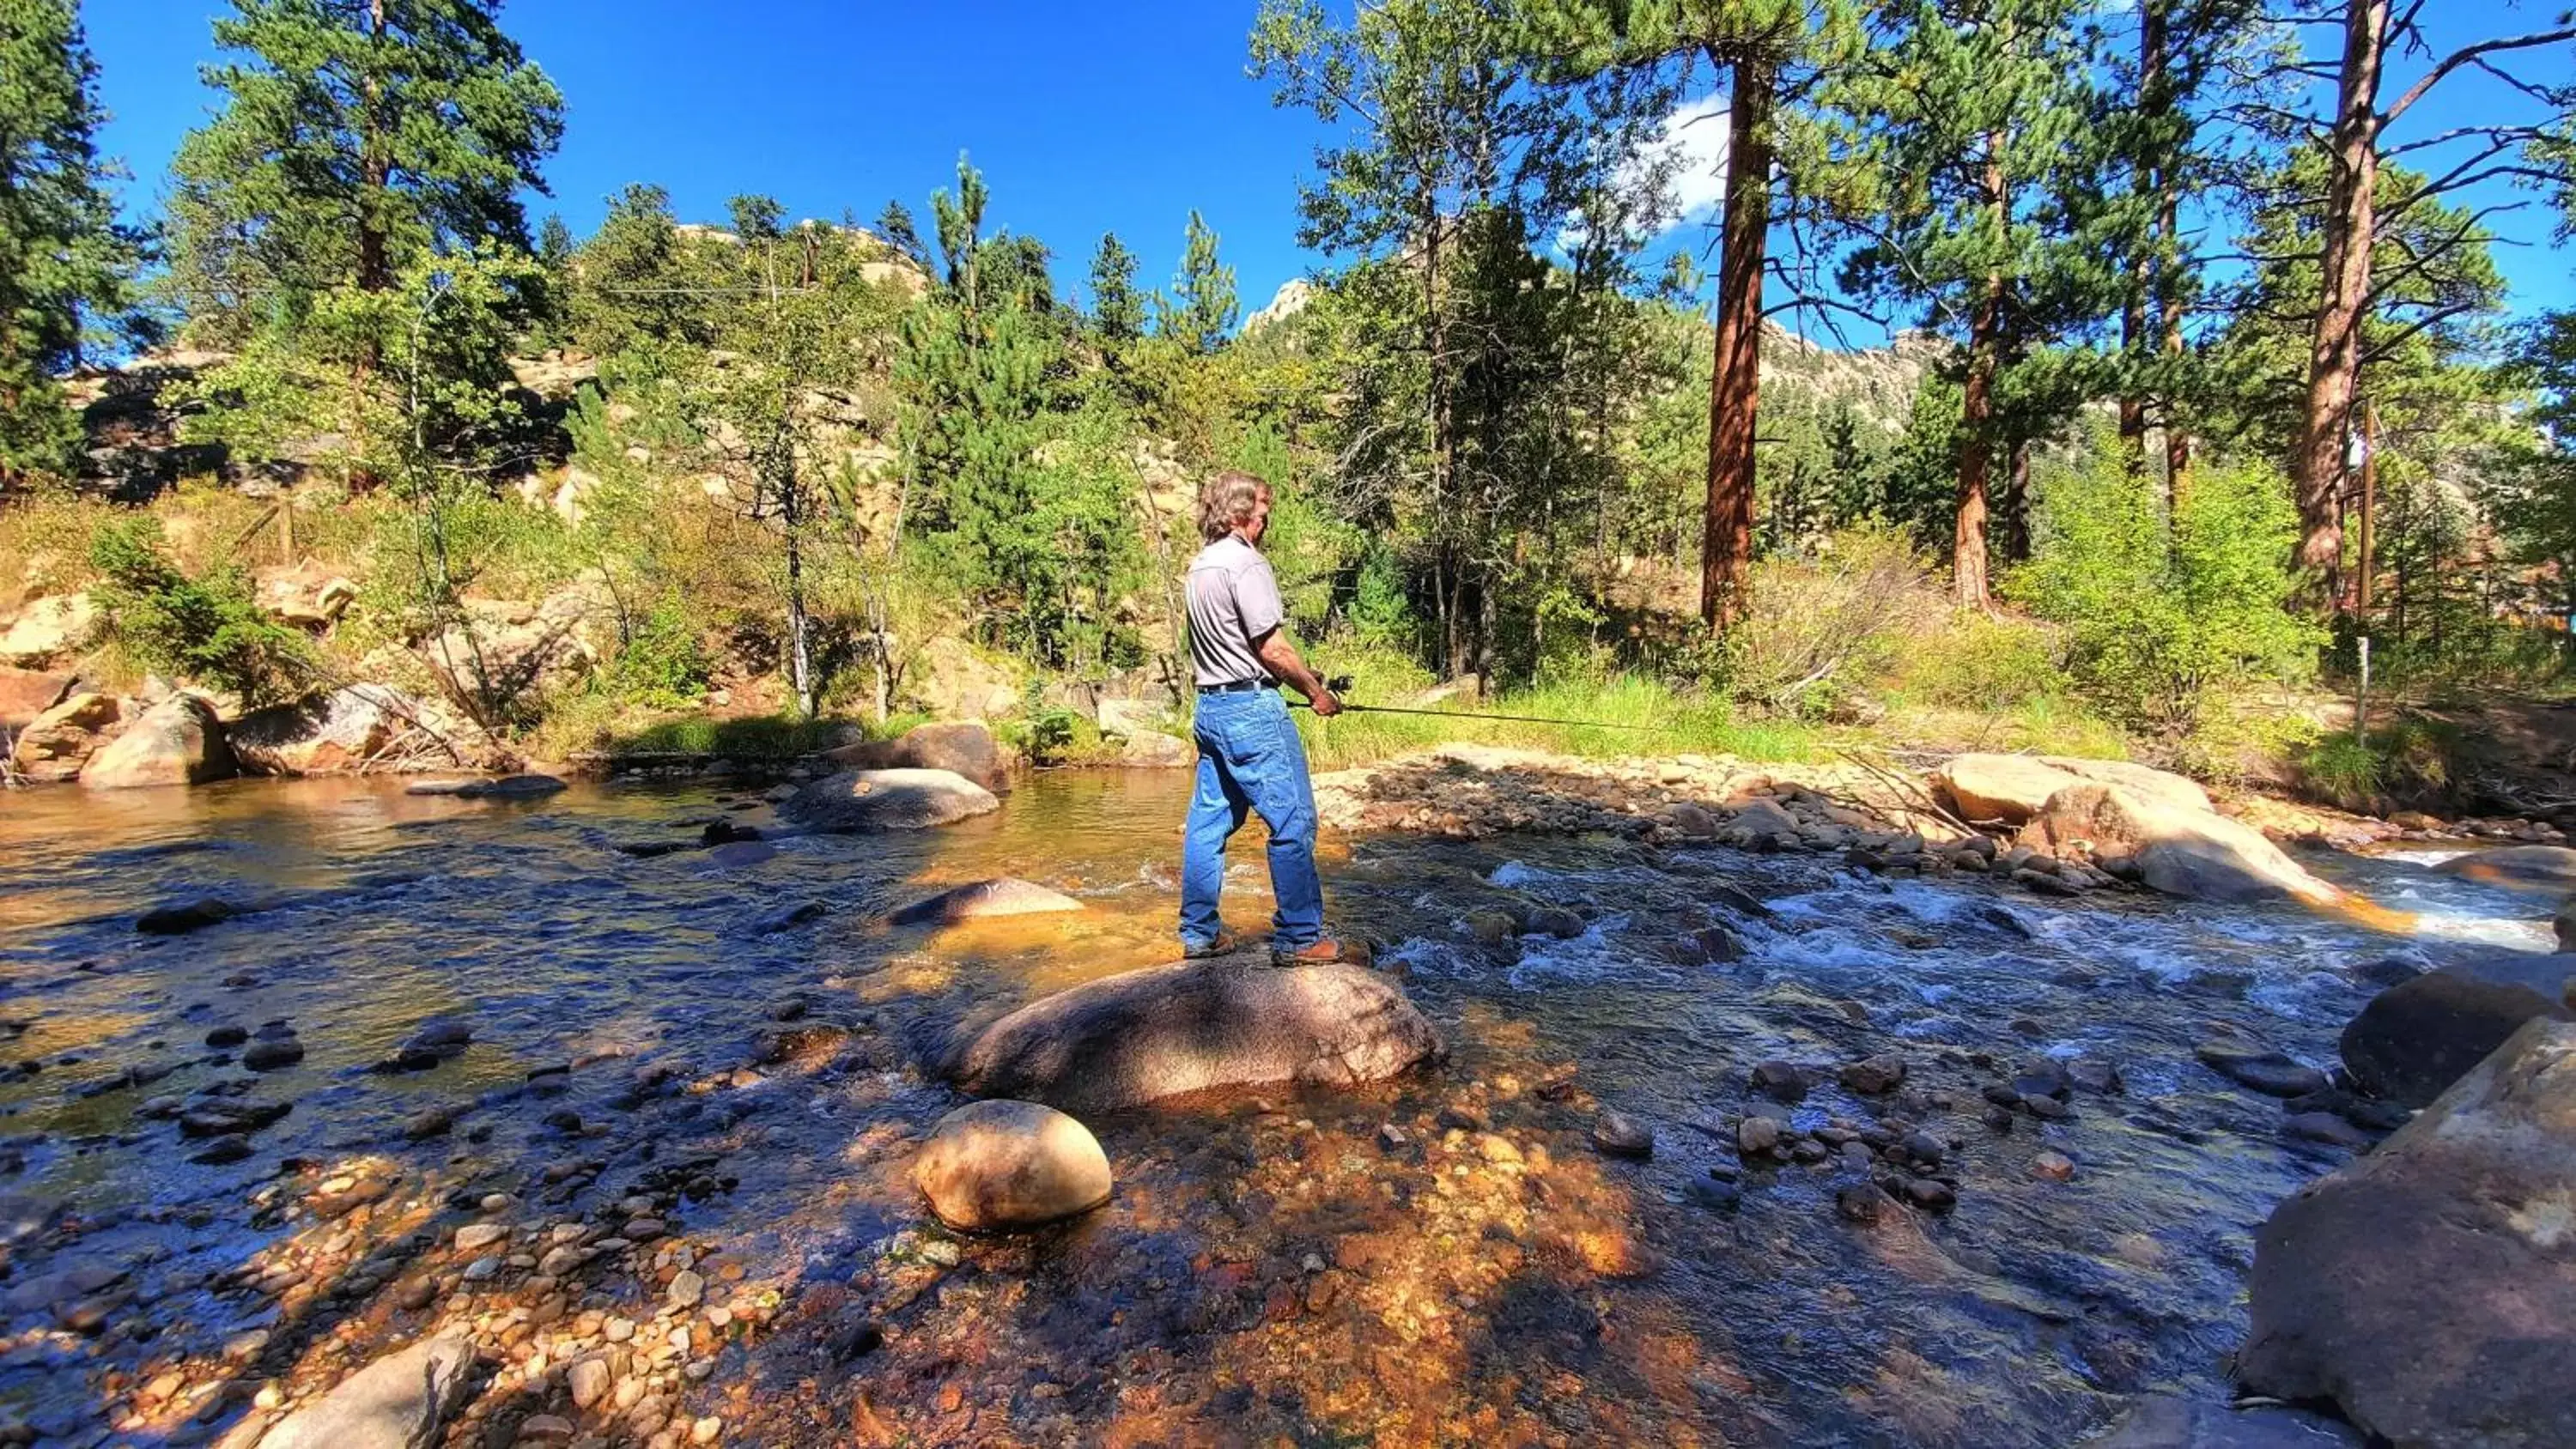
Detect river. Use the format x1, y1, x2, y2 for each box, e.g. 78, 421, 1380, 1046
0, 770, 2552, 1447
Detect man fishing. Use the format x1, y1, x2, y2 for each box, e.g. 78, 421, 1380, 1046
1178, 470, 1361, 967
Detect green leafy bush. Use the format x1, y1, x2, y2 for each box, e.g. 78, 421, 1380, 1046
1724, 522, 1938, 716
602, 594, 711, 710
1897, 611, 2064, 712
2010, 453, 2323, 732
87, 518, 309, 705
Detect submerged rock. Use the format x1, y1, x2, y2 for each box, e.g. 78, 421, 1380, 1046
255, 1331, 478, 1449
2193, 1041, 2330, 1099
781, 767, 999, 833
888, 877, 1084, 926
2090, 1396, 2361, 1448
2429, 844, 2576, 893
2240, 1019, 2576, 1447
946, 958, 1443, 1113
1590, 1110, 1654, 1159
913, 1099, 1113, 1231
81, 694, 234, 789
2338, 952, 2576, 1108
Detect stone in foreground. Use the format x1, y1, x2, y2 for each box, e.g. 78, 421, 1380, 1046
80, 694, 234, 790
2338, 950, 2576, 1108
781, 767, 999, 832
2430, 844, 2576, 893
913, 1099, 1112, 1232
255, 1331, 477, 1449
889, 877, 1084, 925
2239, 1019, 2576, 1448
2090, 1396, 2360, 1448
947, 957, 1443, 1114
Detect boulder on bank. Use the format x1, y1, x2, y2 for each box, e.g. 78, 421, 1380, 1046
2017, 782, 2336, 905
782, 767, 999, 832
1120, 731, 1194, 768
2239, 1019, 2576, 1447
9, 690, 122, 781
947, 957, 1443, 1114
890, 877, 1084, 925
1932, 753, 2210, 827
2431, 844, 2576, 894
231, 684, 422, 776
0, 666, 72, 730
255, 1331, 478, 1449
0, 593, 94, 668
2339, 951, 2576, 1107
79, 694, 234, 789
823, 719, 1007, 791
1096, 697, 1176, 740
912, 1099, 1112, 1231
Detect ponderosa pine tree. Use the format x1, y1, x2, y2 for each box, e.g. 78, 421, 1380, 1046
1087, 233, 1146, 349
167, 0, 563, 343
1829, 0, 2104, 609
1157, 210, 1239, 356
0, 0, 134, 484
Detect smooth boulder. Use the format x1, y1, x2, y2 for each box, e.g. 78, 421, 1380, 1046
2239, 1019, 2576, 1447
1932, 754, 2093, 826
782, 767, 999, 832
79, 694, 234, 789
255, 1331, 477, 1449
823, 719, 1006, 791
2431, 844, 2576, 894
1119, 731, 1194, 768
2017, 782, 2336, 906
912, 1099, 1112, 1231
1096, 697, 1176, 740
947, 957, 1443, 1113
9, 690, 122, 781
231, 685, 416, 776
2339, 951, 2576, 1107
890, 877, 1084, 925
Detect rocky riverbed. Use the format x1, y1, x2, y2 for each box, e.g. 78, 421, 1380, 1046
0, 761, 2560, 1447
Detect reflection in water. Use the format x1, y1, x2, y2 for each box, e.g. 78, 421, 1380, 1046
0, 772, 2554, 1446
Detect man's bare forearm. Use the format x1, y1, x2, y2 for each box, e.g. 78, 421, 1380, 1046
1255, 632, 1327, 700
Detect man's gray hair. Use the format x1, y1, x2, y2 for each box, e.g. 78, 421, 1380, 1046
1197, 470, 1270, 543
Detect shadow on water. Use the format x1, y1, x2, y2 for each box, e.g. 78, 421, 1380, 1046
0, 766, 2555, 1446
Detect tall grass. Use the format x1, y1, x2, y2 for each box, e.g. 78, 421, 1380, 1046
1287, 657, 1820, 769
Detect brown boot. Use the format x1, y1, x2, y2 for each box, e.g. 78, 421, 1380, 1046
1269, 937, 1370, 968
1182, 932, 1240, 960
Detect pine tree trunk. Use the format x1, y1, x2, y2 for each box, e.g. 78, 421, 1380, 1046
1956, 138, 2006, 611
2298, 0, 2388, 599
2160, 187, 2190, 507
357, 0, 392, 294
1999, 438, 2032, 565
1424, 209, 1460, 678
1701, 53, 1777, 631
2118, 0, 2168, 468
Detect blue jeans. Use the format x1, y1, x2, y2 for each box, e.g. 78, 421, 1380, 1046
1180, 689, 1324, 949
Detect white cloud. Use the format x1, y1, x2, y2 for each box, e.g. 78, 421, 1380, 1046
1556, 92, 1733, 255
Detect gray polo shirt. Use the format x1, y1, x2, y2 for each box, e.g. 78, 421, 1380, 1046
1186, 534, 1285, 687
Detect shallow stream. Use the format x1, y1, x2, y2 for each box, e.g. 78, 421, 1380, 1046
0, 771, 2554, 1446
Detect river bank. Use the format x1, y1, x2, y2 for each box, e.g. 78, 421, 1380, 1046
3, 752, 2567, 1446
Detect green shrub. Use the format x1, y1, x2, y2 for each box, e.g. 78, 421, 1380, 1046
602, 594, 711, 710
1897, 611, 2064, 712
1723, 522, 1938, 716
2010, 452, 2323, 733
87, 518, 310, 705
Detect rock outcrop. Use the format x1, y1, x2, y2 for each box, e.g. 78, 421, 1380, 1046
2431, 844, 2576, 894
782, 767, 999, 832
254, 1331, 478, 1449
1096, 697, 1176, 740
1119, 731, 1194, 768
9, 691, 123, 781
79, 695, 234, 790
0, 594, 94, 667
0, 666, 72, 730
911, 1100, 1112, 1232
230, 685, 422, 776
823, 719, 1007, 791
946, 957, 1443, 1114
2339, 951, 2576, 1107
889, 878, 1084, 926
2239, 1019, 2576, 1447
2016, 781, 2336, 905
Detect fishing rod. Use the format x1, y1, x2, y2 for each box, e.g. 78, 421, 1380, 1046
1279, 678, 1667, 732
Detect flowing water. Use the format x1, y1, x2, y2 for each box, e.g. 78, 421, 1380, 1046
0, 771, 2554, 1447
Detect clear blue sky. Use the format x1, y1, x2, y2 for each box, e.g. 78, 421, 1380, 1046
76, 2, 2576, 339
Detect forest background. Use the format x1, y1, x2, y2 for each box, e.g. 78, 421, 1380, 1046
7, 0, 2576, 814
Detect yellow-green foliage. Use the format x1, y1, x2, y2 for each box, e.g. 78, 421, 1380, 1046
1722, 522, 1940, 715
